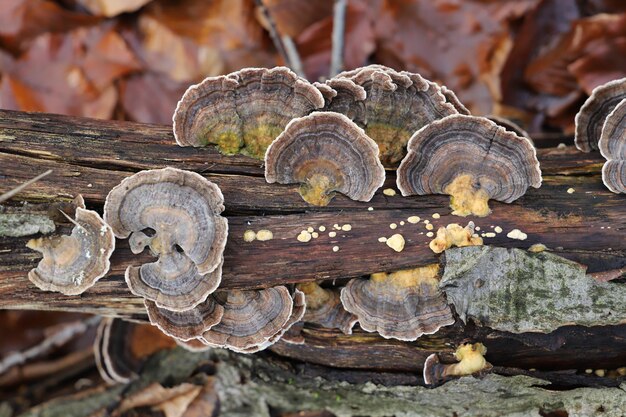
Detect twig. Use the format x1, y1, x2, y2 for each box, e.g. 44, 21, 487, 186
281, 36, 305, 77
0, 170, 53, 204
0, 316, 101, 375
330, 0, 347, 77
255, 0, 305, 77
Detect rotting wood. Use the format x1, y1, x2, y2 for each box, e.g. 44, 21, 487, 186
0, 109, 625, 374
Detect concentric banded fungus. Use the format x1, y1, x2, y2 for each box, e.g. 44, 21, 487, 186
441, 86, 470, 115
95, 318, 176, 385
200, 286, 295, 353
423, 343, 491, 387
575, 77, 626, 152
314, 78, 367, 125
336, 65, 457, 165
397, 115, 541, 217
599, 98, 626, 193
487, 115, 531, 140
173, 67, 325, 159
104, 167, 228, 311
297, 282, 357, 334
27, 195, 114, 295
145, 298, 224, 341
265, 112, 385, 206
340, 265, 454, 341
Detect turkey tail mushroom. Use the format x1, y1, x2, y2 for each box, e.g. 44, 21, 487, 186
265, 112, 385, 206
397, 114, 541, 217
599, 98, 626, 193
173, 67, 324, 159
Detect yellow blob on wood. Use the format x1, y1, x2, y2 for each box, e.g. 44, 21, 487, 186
448, 343, 489, 376
385, 233, 405, 252
370, 264, 440, 288
256, 230, 273, 241
299, 174, 336, 206
243, 230, 256, 242
407, 216, 421, 224
444, 174, 491, 217
429, 222, 483, 254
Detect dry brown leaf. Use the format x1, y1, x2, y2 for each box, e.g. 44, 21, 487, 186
373, 0, 539, 114
0, 0, 99, 54
116, 383, 201, 417
120, 72, 189, 124
260, 0, 334, 38
74, 0, 153, 17
0, 24, 141, 119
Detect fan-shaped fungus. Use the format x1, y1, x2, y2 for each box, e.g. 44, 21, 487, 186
200, 286, 298, 353
575, 77, 626, 152
173, 67, 324, 159
265, 112, 385, 206
297, 282, 357, 334
27, 195, 114, 295
599, 98, 626, 193
340, 265, 454, 341
397, 115, 541, 217
104, 167, 228, 311
314, 78, 367, 125
336, 65, 458, 166
145, 297, 224, 341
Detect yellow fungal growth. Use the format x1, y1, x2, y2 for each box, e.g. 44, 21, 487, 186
444, 174, 491, 217
241, 124, 284, 159
299, 174, 336, 206
390, 223, 398, 229
448, 343, 489, 376
494, 226, 503, 233
407, 216, 420, 224
296, 282, 331, 309
329, 231, 337, 238
297, 231, 312, 243
333, 246, 339, 252
370, 264, 440, 288
425, 223, 434, 231
378, 237, 387, 243
341, 224, 352, 231
507, 228, 528, 240
256, 230, 273, 241
429, 222, 483, 254
385, 233, 405, 252
319, 226, 326, 232
528, 243, 547, 253
432, 213, 441, 219
307, 227, 314, 233
383, 188, 397, 196
243, 230, 256, 242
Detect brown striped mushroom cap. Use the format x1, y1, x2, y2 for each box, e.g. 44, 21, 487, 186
335, 65, 458, 166
173, 67, 324, 159
314, 78, 367, 126
200, 286, 297, 353
397, 115, 542, 217
26, 195, 114, 295
265, 112, 385, 206
340, 265, 454, 341
297, 282, 357, 335
440, 85, 470, 115
104, 167, 228, 311
145, 297, 224, 341
575, 77, 626, 152
599, 98, 626, 193
487, 115, 531, 141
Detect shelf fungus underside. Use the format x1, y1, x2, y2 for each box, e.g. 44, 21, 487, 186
397, 115, 542, 217
173, 67, 324, 159
104, 167, 228, 311
440, 246, 626, 333
265, 112, 385, 206
341, 265, 454, 341
599, 98, 626, 193
336, 65, 458, 166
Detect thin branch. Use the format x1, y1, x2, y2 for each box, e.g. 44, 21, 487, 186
330, 0, 348, 77
0, 170, 53, 204
0, 316, 101, 375
255, 0, 305, 77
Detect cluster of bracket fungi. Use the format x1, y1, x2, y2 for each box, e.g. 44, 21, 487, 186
24, 66, 625, 384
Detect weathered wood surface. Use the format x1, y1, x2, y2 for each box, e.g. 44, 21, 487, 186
0, 110, 624, 311
1, 110, 625, 375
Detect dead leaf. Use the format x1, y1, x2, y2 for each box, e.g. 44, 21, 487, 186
259, 0, 334, 38
120, 72, 189, 124
74, 0, 153, 17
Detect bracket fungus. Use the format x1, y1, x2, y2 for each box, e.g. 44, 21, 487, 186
340, 265, 454, 341
575, 77, 626, 152
265, 112, 385, 206
314, 78, 367, 125
198, 286, 302, 353
104, 167, 228, 311
145, 297, 224, 341
173, 67, 325, 159
423, 343, 491, 387
336, 65, 458, 166
397, 115, 542, 217
599, 98, 626, 193
297, 282, 357, 335
26, 195, 114, 295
